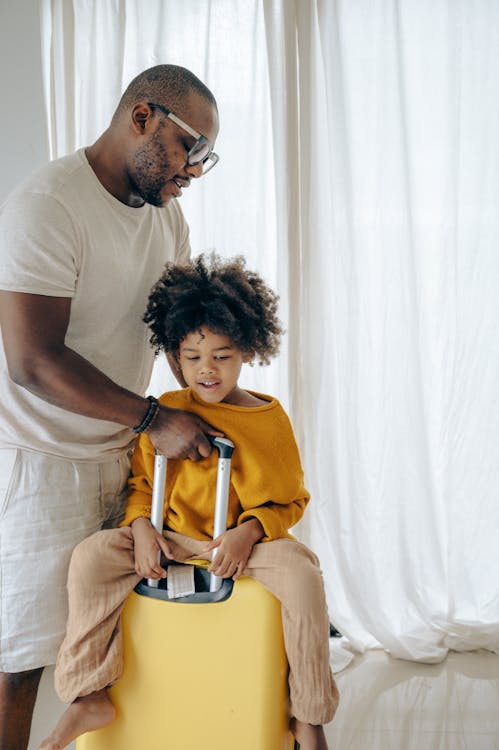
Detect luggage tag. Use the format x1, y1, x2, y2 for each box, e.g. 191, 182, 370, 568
166, 564, 196, 599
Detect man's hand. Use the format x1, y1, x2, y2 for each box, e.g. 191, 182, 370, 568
147, 405, 223, 461
131, 517, 175, 579
202, 519, 265, 580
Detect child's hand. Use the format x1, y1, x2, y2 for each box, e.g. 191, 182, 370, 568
202, 518, 264, 580
131, 517, 175, 579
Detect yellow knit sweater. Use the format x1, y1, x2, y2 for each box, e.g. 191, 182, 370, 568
122, 388, 310, 541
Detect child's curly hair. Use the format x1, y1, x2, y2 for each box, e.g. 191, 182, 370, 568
144, 253, 284, 365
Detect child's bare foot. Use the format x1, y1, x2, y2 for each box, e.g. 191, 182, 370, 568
37, 689, 116, 749
291, 718, 330, 750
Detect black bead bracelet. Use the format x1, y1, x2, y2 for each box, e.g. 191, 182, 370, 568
132, 395, 160, 434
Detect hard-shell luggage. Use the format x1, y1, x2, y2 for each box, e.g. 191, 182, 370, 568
77, 438, 297, 749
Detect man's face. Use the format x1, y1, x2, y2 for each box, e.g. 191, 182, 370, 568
128, 91, 219, 207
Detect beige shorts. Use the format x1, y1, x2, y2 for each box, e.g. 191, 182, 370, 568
0, 448, 130, 672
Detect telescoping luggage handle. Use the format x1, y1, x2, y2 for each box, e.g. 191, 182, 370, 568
147, 436, 235, 592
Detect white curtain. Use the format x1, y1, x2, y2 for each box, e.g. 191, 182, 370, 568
41, 0, 499, 667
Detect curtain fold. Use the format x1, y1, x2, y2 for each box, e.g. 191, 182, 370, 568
40, 0, 499, 667
262, 0, 301, 440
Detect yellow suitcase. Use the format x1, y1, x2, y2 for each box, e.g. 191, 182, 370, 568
77, 572, 295, 749
77, 439, 297, 749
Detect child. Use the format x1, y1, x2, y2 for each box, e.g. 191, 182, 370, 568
39, 254, 339, 750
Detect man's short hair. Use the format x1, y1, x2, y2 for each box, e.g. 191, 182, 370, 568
116, 64, 217, 119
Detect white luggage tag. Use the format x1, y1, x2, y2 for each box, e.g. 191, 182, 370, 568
167, 564, 196, 599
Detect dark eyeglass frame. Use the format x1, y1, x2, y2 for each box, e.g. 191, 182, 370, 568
147, 102, 219, 174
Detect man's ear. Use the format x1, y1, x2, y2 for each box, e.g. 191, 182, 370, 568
131, 103, 153, 134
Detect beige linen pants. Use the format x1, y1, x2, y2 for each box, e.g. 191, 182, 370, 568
0, 449, 130, 672
55, 528, 339, 725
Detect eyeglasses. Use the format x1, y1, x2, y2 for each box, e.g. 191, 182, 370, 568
147, 102, 219, 175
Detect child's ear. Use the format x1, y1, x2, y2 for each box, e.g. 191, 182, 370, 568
242, 352, 253, 364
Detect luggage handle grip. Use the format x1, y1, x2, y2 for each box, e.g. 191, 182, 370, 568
147, 436, 235, 590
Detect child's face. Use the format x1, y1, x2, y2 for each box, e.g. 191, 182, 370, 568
178, 326, 250, 404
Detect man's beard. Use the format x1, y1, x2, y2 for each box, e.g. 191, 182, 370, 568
130, 134, 172, 206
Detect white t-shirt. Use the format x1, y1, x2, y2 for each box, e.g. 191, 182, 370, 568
0, 149, 190, 461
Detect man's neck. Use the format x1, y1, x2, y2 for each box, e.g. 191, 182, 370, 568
85, 137, 145, 208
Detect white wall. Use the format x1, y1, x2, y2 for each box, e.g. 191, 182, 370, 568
0, 3, 67, 747
0, 0, 49, 202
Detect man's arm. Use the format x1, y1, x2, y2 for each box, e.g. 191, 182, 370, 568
0, 291, 220, 460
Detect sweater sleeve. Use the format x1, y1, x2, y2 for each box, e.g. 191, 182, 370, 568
237, 496, 309, 541
120, 432, 156, 527
231, 403, 310, 541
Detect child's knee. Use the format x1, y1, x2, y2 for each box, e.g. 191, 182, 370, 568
69, 528, 129, 581
286, 541, 321, 578
285, 544, 328, 610
68, 532, 104, 580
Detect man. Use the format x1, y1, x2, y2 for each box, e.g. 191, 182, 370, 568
0, 64, 220, 749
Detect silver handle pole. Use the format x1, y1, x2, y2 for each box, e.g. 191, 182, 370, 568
209, 448, 233, 592
147, 452, 167, 588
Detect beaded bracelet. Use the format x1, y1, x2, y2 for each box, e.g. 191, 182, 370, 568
143, 401, 161, 433
131, 395, 160, 434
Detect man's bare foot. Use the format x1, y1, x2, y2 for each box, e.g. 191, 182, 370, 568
291, 718, 330, 750
37, 689, 116, 750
